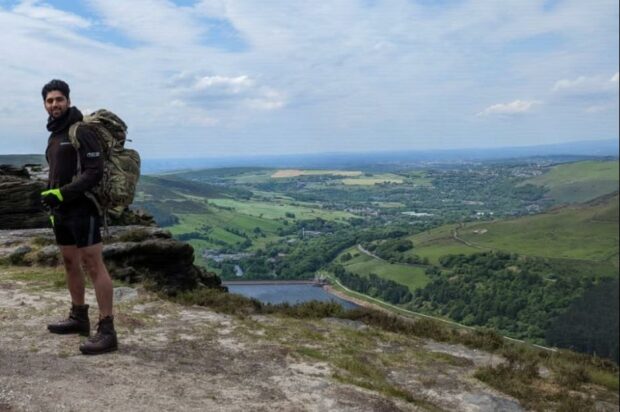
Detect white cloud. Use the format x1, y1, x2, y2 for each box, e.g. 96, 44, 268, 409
168, 72, 285, 115
245, 88, 286, 111
194, 75, 254, 94
13, 0, 91, 28
477, 100, 542, 116
87, 0, 204, 46
553, 73, 619, 94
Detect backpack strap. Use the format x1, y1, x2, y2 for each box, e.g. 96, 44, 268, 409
68, 122, 106, 223
68, 123, 82, 148
68, 123, 82, 174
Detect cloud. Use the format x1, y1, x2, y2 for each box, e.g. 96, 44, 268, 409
168, 72, 285, 113
477, 100, 542, 116
551, 72, 619, 113
553, 73, 619, 95
13, 0, 91, 28
87, 0, 205, 46
585, 103, 616, 113
245, 88, 286, 110
194, 75, 254, 94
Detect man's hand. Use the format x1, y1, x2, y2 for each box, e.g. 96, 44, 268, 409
41, 189, 64, 209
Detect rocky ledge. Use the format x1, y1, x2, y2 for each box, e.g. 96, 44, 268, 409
0, 225, 222, 295
0, 164, 155, 230
0, 266, 526, 412
0, 165, 48, 229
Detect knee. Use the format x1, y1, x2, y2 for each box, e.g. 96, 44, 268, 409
81, 255, 108, 280
81, 256, 98, 275
62, 254, 80, 270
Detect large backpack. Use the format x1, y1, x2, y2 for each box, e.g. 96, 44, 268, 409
68, 109, 140, 220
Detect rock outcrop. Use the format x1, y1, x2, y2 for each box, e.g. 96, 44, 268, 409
0, 164, 156, 229
1, 163, 217, 294
0, 225, 223, 295
101, 226, 222, 293
0, 165, 49, 229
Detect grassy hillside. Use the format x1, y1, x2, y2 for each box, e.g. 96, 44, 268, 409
405, 225, 488, 265
137, 175, 250, 200
167, 207, 283, 250
207, 198, 356, 221
341, 173, 404, 185
525, 160, 619, 204
163, 196, 356, 253
407, 192, 619, 275
336, 247, 430, 292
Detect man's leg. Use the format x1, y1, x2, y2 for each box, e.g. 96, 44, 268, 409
80, 243, 113, 318
79, 242, 117, 354
59, 245, 85, 305
47, 245, 90, 336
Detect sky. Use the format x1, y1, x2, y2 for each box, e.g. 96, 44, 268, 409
0, 0, 618, 159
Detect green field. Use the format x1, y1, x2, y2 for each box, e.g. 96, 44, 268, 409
185, 239, 210, 267
207, 198, 356, 221
231, 171, 276, 184
271, 169, 362, 178
168, 205, 284, 250
167, 194, 357, 251
409, 193, 619, 273
524, 160, 619, 204
251, 190, 295, 201
341, 173, 404, 186
371, 201, 405, 208
405, 225, 488, 265
406, 171, 433, 187
337, 247, 430, 291
140, 171, 360, 258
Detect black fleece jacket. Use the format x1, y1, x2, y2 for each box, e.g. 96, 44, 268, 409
45, 107, 103, 215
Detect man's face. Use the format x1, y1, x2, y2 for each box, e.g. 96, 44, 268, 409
44, 90, 70, 119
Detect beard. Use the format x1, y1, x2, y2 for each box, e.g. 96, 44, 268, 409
49, 106, 69, 119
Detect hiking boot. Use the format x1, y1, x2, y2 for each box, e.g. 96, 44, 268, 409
47, 304, 90, 336
79, 316, 118, 355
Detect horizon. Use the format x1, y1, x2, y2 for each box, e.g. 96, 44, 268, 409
1, 1, 618, 158
5, 137, 619, 160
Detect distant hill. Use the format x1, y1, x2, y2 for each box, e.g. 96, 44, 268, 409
524, 160, 619, 204
137, 175, 251, 200
171, 167, 272, 180
408, 192, 619, 275
0, 154, 45, 166
141, 139, 619, 173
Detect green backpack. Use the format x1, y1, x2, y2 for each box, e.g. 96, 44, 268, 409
68, 109, 140, 220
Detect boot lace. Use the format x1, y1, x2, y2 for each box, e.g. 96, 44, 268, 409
87, 321, 106, 343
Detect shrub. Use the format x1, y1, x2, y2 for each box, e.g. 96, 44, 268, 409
172, 288, 262, 316
265, 300, 344, 318
118, 228, 156, 242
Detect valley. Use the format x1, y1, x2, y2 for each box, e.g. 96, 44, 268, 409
134, 158, 619, 360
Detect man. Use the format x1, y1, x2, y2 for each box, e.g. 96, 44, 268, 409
41, 79, 117, 355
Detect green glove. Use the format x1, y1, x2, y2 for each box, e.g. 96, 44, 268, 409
41, 189, 64, 209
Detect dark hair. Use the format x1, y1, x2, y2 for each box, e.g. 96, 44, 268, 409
41, 79, 70, 100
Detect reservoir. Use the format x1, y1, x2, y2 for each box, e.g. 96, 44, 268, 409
224, 282, 358, 309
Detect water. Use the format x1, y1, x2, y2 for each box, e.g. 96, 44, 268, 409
225, 283, 358, 309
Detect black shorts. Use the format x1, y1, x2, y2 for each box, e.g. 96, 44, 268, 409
52, 213, 102, 248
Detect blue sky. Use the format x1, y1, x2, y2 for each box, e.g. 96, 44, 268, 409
0, 0, 618, 158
